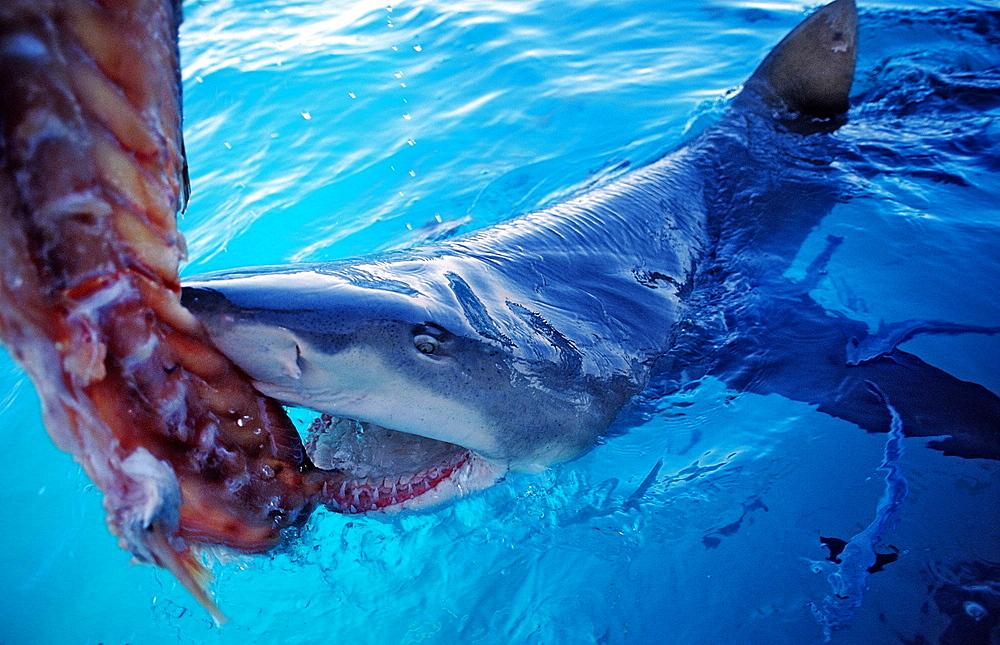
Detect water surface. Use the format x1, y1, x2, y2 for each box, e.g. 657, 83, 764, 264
1, 1, 998, 643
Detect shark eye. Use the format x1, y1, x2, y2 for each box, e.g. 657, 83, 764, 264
414, 334, 439, 354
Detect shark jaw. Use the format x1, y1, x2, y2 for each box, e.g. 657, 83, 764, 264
226, 330, 516, 513
304, 414, 504, 513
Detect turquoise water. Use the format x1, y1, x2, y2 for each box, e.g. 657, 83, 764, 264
2, 1, 999, 643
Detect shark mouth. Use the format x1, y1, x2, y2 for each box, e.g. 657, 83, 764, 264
305, 414, 500, 513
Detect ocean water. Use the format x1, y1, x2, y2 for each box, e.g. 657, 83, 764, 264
1, 1, 999, 644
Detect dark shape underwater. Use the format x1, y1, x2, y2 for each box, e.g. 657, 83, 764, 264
821, 536, 899, 574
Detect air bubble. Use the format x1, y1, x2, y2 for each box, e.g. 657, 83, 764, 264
964, 601, 987, 621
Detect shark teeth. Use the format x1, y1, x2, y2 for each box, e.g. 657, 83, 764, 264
321, 450, 471, 513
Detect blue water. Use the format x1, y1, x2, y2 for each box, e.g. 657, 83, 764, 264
2, 1, 999, 643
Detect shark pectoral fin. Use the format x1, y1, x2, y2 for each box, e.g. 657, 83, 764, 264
847, 318, 1000, 365
712, 300, 1000, 461
739, 0, 858, 120
819, 351, 1000, 460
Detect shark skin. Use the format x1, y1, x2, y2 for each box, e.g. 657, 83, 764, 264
181, 0, 1000, 513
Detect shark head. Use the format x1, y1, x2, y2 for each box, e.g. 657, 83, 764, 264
181, 254, 638, 510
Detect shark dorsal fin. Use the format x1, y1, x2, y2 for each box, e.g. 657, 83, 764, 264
740, 0, 858, 120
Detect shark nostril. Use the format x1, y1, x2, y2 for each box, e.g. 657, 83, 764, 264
294, 342, 306, 373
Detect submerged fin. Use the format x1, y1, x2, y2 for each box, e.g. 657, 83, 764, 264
711, 294, 1000, 461
847, 319, 1000, 365
739, 0, 858, 119
818, 351, 1000, 460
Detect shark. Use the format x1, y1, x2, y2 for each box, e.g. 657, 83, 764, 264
181, 0, 1000, 515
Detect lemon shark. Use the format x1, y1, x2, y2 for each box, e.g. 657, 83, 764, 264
181, 0, 1000, 513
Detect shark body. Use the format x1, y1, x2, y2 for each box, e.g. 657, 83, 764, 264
182, 0, 1000, 511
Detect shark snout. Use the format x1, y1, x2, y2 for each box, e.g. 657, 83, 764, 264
180, 285, 240, 316
181, 285, 309, 385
